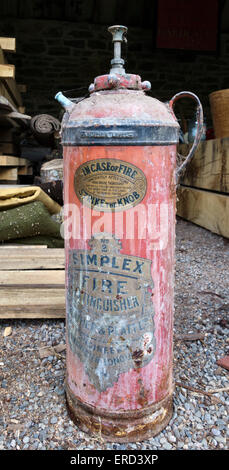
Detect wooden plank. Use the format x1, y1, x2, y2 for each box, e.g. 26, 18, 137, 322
0, 248, 59, 255
0, 52, 16, 106
0, 155, 19, 166
0, 246, 66, 318
0, 47, 21, 108
0, 287, 65, 306
177, 186, 229, 238
18, 165, 33, 175
0, 155, 27, 166
2, 78, 23, 107
0, 259, 64, 270
179, 138, 229, 193
0, 167, 17, 180
0, 64, 15, 79
0, 246, 48, 250
0, 305, 65, 319
0, 287, 66, 318
0, 38, 16, 52
0, 270, 65, 285
0, 47, 5, 65
0, 248, 65, 270
0, 81, 15, 107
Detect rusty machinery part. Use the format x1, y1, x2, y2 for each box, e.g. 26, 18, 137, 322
66, 383, 174, 443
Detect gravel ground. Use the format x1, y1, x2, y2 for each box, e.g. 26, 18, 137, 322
0, 218, 228, 451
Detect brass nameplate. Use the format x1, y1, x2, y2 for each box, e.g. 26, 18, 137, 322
67, 234, 155, 392
74, 158, 147, 212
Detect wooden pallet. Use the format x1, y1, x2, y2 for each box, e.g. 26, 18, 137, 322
0, 246, 65, 319
177, 138, 229, 238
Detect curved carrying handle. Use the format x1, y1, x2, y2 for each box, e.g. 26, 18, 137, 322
169, 91, 204, 185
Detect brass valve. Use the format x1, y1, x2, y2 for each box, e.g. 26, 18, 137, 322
108, 25, 128, 75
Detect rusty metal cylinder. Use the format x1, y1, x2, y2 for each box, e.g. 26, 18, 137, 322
56, 25, 203, 442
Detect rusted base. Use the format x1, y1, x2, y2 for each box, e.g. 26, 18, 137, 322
66, 385, 173, 443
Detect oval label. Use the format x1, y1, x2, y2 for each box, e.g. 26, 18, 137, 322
74, 158, 147, 212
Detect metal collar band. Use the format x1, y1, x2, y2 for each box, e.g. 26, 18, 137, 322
61, 121, 179, 146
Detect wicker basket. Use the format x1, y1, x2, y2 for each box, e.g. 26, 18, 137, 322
209, 89, 229, 138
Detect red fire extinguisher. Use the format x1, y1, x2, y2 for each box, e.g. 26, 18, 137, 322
55, 25, 203, 442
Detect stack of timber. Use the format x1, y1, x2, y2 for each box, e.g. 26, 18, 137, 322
177, 138, 229, 238
0, 154, 32, 183
0, 37, 32, 183
0, 110, 32, 183
0, 246, 65, 319
0, 37, 25, 112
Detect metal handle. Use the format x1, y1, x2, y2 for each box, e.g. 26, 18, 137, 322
169, 91, 204, 184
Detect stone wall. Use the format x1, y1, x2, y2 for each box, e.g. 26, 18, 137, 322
1, 18, 228, 126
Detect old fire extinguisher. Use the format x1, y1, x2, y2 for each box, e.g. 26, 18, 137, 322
55, 25, 203, 442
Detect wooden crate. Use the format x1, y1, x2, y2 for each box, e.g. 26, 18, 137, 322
177, 137, 229, 238
0, 246, 65, 319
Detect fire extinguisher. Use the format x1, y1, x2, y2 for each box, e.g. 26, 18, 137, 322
55, 25, 203, 442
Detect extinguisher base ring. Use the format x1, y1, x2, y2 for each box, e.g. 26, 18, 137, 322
65, 384, 173, 443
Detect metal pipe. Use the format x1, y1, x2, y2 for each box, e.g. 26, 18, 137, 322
55, 92, 74, 111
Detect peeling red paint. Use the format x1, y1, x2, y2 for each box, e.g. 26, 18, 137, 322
64, 143, 176, 440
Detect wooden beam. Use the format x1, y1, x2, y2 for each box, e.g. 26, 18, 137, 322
0, 287, 65, 319
18, 165, 33, 175
0, 167, 18, 180
0, 270, 65, 285
0, 247, 66, 319
0, 64, 15, 79
179, 138, 229, 194
0, 287, 65, 306
177, 186, 229, 238
0, 38, 16, 52
0, 45, 22, 107
0, 245, 48, 249
0, 81, 16, 107
0, 47, 5, 65
0, 305, 65, 319
0, 155, 28, 166
0, 248, 65, 270
2, 78, 23, 107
